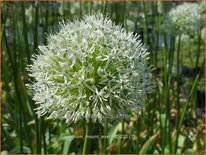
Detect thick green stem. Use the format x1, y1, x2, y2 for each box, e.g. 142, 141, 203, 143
42, 117, 47, 154
44, 7, 49, 45
195, 32, 201, 74
174, 34, 181, 153
142, 1, 150, 45
103, 120, 108, 153
79, 1, 82, 18
82, 120, 94, 154
89, 1, 93, 14
102, 1, 107, 15
118, 121, 125, 154
168, 36, 175, 153
21, 2, 30, 63
34, 4, 39, 53
136, 115, 140, 153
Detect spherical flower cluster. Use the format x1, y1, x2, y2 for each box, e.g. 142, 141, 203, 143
27, 14, 153, 123
164, 3, 203, 35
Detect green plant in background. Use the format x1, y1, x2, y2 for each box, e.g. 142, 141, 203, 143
160, 2, 204, 153
1, 1, 205, 154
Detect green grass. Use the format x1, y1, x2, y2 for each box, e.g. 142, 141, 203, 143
1, 1, 205, 154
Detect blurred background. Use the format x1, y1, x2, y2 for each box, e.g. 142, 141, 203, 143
1, 1, 205, 154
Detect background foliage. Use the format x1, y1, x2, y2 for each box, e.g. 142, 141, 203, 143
1, 1, 205, 154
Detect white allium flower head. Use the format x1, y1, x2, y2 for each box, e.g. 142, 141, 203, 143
164, 3, 203, 35
27, 14, 153, 123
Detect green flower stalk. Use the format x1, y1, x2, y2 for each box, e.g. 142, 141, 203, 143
27, 14, 153, 123
201, 27, 205, 41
